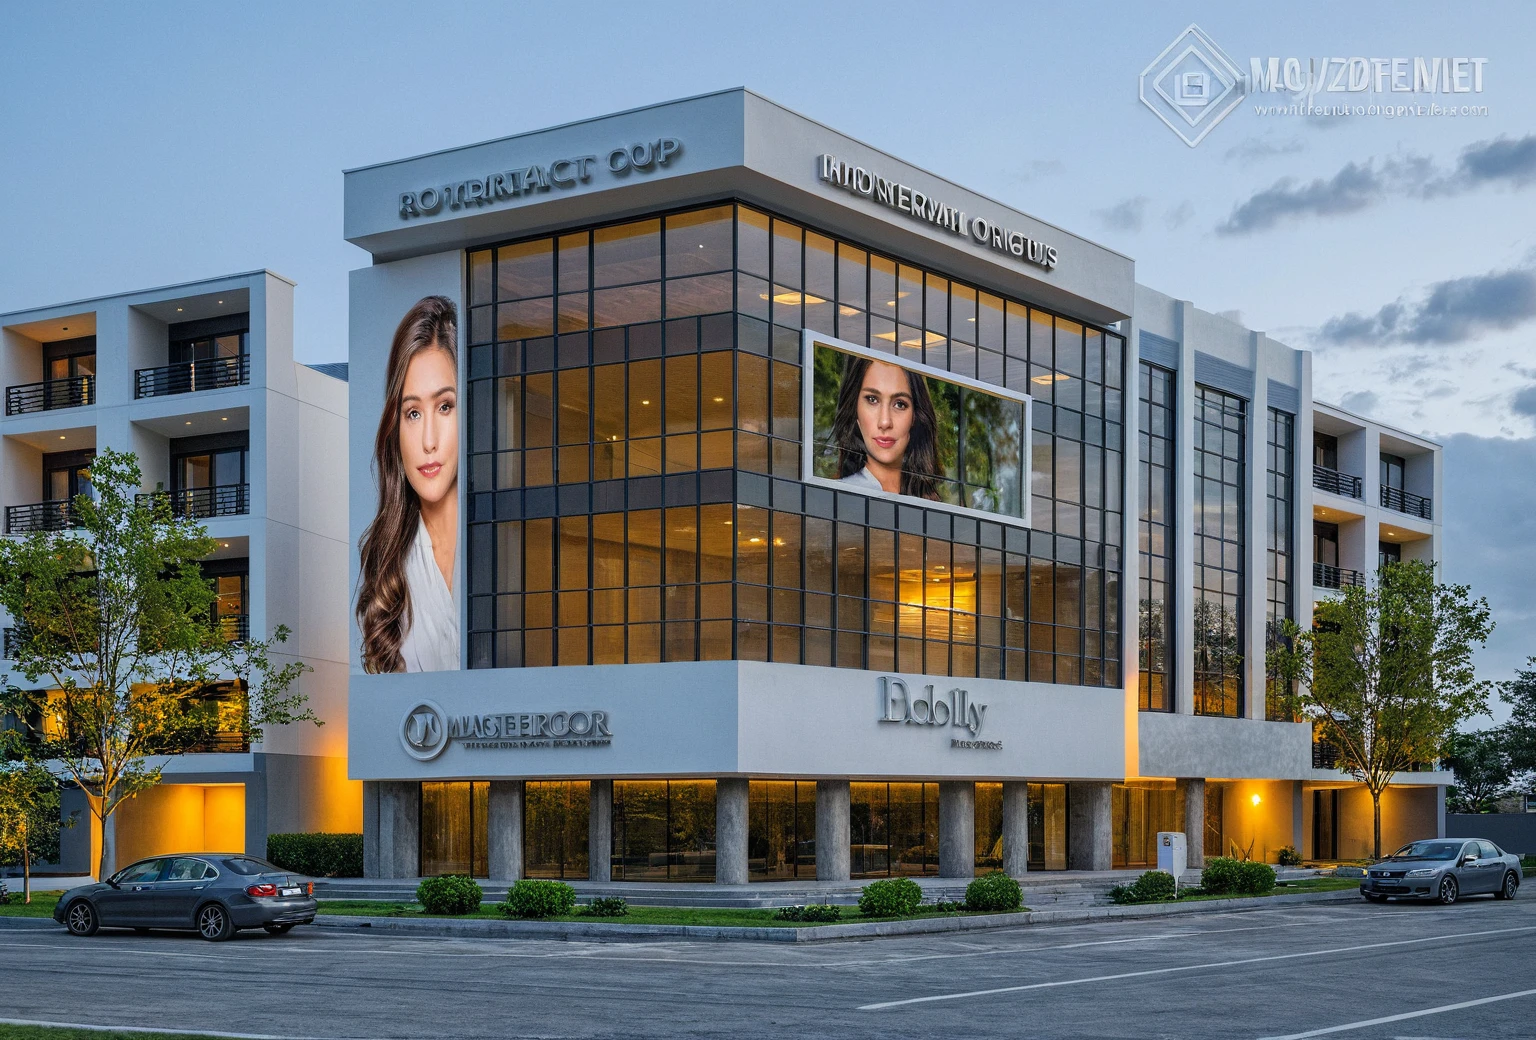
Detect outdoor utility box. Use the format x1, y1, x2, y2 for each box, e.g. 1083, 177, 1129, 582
1157, 831, 1188, 878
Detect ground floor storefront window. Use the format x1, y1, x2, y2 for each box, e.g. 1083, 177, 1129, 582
1111, 782, 1178, 868
525, 780, 590, 879
747, 780, 816, 880
420, 781, 489, 877
851, 782, 940, 878
611, 780, 717, 881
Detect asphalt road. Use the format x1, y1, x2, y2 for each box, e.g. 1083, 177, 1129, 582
5, 896, 1536, 1040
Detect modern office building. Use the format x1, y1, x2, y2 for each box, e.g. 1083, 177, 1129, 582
0, 271, 357, 874
332, 89, 1442, 882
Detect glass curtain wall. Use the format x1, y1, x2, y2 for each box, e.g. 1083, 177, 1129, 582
1191, 387, 1246, 717
1111, 782, 1179, 868
1265, 409, 1295, 721
747, 780, 817, 880
465, 203, 1126, 685
523, 780, 591, 879
850, 782, 939, 878
1027, 783, 1068, 870
1137, 362, 1175, 711
1204, 783, 1226, 860
611, 780, 716, 881
420, 781, 489, 877
975, 782, 1004, 873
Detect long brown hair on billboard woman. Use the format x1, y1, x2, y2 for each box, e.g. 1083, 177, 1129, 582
830, 354, 941, 500
357, 296, 460, 673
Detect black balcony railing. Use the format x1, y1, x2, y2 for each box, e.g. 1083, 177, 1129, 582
175, 731, 251, 754
134, 354, 249, 399
1381, 485, 1433, 520
5, 500, 78, 534
138, 484, 249, 519
217, 614, 250, 643
1314, 562, 1364, 589
5, 374, 94, 415
1312, 740, 1340, 769
1313, 465, 1362, 498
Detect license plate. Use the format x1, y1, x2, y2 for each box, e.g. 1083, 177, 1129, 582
280, 886, 302, 897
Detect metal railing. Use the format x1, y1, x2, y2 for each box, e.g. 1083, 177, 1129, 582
1312, 740, 1340, 769
5, 374, 94, 415
5, 500, 78, 534
1312, 465, 1362, 498
134, 354, 249, 399
138, 484, 248, 519
1381, 485, 1433, 520
1313, 562, 1364, 589
174, 731, 251, 754
217, 614, 250, 643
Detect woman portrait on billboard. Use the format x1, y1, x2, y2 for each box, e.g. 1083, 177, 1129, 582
831, 353, 941, 500
357, 295, 461, 673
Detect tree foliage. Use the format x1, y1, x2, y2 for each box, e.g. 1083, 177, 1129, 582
1501, 658, 1536, 776
0, 760, 70, 902
0, 449, 317, 879
1268, 560, 1494, 858
1442, 729, 1514, 813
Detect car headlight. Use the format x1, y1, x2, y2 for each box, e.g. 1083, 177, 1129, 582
1405, 868, 1437, 877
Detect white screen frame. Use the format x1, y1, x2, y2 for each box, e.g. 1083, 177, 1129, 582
799, 328, 1034, 529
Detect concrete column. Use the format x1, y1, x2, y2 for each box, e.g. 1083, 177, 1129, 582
362, 781, 380, 878
815, 780, 851, 882
1291, 781, 1305, 859
375, 781, 420, 879
487, 781, 523, 882
1177, 778, 1206, 869
1067, 782, 1113, 871
589, 780, 613, 882
938, 781, 975, 878
1002, 781, 1030, 877
716, 778, 750, 885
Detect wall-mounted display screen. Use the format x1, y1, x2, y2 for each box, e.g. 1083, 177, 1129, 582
802, 331, 1032, 525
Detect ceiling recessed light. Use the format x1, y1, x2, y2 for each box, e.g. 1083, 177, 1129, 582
712, 397, 724, 403
222, 542, 229, 548
641, 399, 650, 405
177, 307, 183, 312
217, 300, 224, 305
221, 416, 228, 421
185, 421, 192, 425
59, 435, 66, 440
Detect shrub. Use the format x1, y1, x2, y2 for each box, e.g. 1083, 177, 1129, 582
0, 880, 8, 906
1200, 856, 1244, 894
416, 874, 483, 915
965, 871, 1024, 913
1277, 845, 1302, 867
500, 879, 577, 919
1237, 860, 1277, 895
929, 899, 965, 914
265, 833, 364, 878
581, 897, 628, 918
1109, 870, 1177, 904
774, 903, 842, 923
858, 877, 924, 918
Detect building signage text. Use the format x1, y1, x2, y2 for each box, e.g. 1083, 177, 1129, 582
877, 676, 991, 741
398, 138, 684, 220
818, 154, 1058, 271
400, 699, 612, 761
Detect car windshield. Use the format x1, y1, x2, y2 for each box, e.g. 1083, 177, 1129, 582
221, 856, 284, 875
1388, 841, 1462, 861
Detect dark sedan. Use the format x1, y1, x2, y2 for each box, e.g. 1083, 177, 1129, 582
54, 854, 317, 940
1361, 838, 1523, 905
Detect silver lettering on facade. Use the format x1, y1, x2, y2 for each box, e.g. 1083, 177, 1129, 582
877, 676, 988, 737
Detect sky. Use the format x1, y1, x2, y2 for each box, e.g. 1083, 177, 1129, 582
2, 0, 1532, 716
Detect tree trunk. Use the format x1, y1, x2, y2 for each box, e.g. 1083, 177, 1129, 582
97, 811, 115, 882
1372, 788, 1383, 860
22, 844, 30, 904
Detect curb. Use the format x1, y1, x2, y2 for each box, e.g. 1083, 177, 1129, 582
0, 917, 64, 931
306, 888, 1363, 943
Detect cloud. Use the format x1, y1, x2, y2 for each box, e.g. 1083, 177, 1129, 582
1012, 159, 1064, 183
1434, 134, 1536, 194
1338, 390, 1378, 415
1513, 385, 1536, 419
1319, 267, 1536, 346
1216, 160, 1390, 234
1094, 196, 1149, 233
1164, 201, 1195, 230
1223, 136, 1305, 164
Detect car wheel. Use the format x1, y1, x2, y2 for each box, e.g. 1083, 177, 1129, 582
1437, 875, 1459, 905
65, 900, 99, 937
197, 903, 234, 942
262, 923, 294, 936
1497, 872, 1520, 900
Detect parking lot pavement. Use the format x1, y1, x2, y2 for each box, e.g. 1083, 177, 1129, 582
5, 896, 1536, 1039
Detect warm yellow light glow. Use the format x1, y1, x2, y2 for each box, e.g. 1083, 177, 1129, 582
758, 291, 827, 306
1251, 794, 1262, 807
712, 397, 724, 403
1031, 373, 1071, 385
748, 537, 761, 543
838, 305, 861, 316
641, 400, 650, 405
873, 330, 946, 347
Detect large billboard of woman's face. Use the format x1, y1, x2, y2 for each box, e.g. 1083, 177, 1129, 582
355, 295, 462, 673
803, 331, 1032, 524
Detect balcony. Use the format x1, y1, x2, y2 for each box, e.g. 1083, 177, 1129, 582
138, 484, 249, 519
217, 614, 250, 643
5, 500, 78, 534
1312, 740, 1340, 770
6, 375, 94, 416
1381, 485, 1432, 520
135, 354, 249, 399
1313, 465, 1362, 499
175, 731, 251, 754
1314, 562, 1363, 589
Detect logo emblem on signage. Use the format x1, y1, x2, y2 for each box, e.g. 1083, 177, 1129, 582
1140, 24, 1246, 147
400, 700, 449, 761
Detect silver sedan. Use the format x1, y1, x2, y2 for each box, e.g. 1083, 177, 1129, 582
1360, 838, 1522, 905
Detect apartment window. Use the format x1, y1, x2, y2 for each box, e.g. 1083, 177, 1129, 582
170, 433, 249, 518
464, 203, 1127, 686
43, 449, 94, 503
1191, 386, 1245, 718
1379, 540, 1401, 570
1314, 521, 1340, 568
1380, 452, 1406, 491
1265, 409, 1295, 721
170, 321, 248, 365
1314, 432, 1338, 470
1137, 362, 1175, 711
202, 557, 249, 641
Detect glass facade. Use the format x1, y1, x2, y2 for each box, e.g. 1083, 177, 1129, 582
524, 780, 590, 879
1191, 386, 1246, 718
850, 782, 939, 877
611, 779, 716, 881
420, 781, 489, 877
464, 202, 1125, 685
1111, 782, 1178, 868
747, 780, 817, 880
1028, 783, 1068, 870
1137, 362, 1175, 711
1264, 409, 1295, 721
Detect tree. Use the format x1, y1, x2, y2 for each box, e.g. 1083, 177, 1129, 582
1500, 658, 1536, 776
0, 449, 317, 880
1441, 729, 1513, 813
1269, 560, 1494, 858
0, 761, 70, 903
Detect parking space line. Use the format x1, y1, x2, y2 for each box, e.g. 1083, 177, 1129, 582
0, 1017, 348, 1040
856, 924, 1536, 1010
1256, 987, 1536, 1039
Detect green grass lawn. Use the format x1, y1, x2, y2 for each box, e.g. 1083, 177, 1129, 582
1165, 876, 1363, 903
0, 1028, 227, 1040
0, 891, 61, 918
316, 899, 1024, 928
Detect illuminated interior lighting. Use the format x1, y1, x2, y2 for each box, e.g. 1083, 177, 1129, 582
641, 400, 650, 405
177, 307, 183, 312
873, 330, 946, 347
1031, 373, 1070, 385
185, 421, 192, 425
59, 435, 66, 440
758, 291, 827, 306
712, 397, 724, 403
1251, 794, 1262, 807
748, 537, 761, 543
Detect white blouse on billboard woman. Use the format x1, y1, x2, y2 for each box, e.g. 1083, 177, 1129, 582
399, 516, 460, 672
839, 466, 884, 492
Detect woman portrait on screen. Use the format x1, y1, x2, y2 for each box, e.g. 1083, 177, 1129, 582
357, 295, 461, 673
830, 353, 941, 500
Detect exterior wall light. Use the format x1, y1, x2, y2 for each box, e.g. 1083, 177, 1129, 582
1251, 794, 1262, 806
